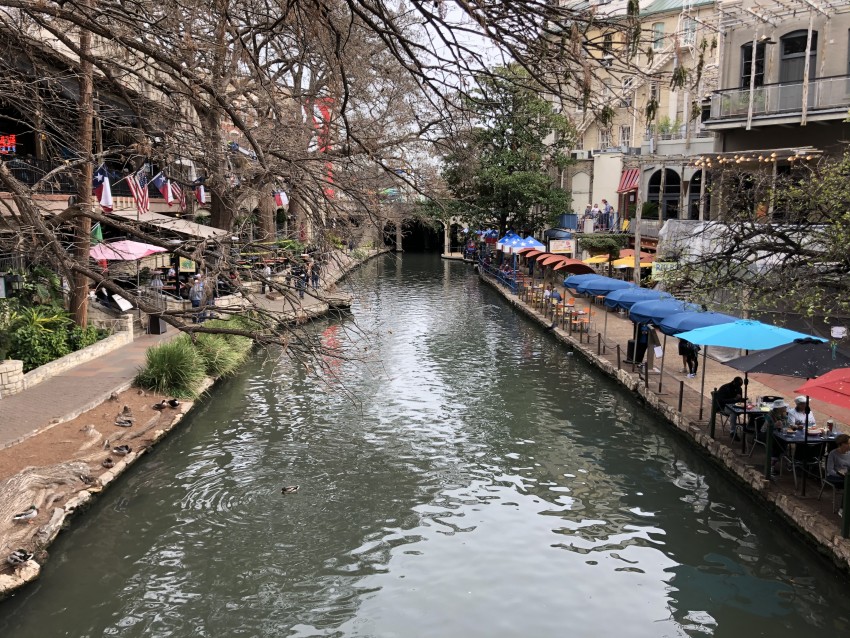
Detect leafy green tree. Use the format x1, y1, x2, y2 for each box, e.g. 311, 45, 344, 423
438, 65, 575, 234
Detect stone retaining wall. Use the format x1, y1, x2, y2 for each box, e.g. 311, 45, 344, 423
478, 271, 850, 572
0, 360, 24, 398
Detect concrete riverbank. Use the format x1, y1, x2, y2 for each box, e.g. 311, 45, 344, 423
477, 268, 850, 573
0, 248, 388, 597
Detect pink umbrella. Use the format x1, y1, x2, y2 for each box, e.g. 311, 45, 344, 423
90, 240, 167, 261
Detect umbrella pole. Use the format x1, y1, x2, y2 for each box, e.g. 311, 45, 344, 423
741, 373, 749, 453
658, 334, 667, 393
603, 310, 609, 349
698, 347, 708, 420
801, 394, 811, 496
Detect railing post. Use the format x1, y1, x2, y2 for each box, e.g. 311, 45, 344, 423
843, 473, 850, 538
616, 344, 621, 370
678, 381, 684, 412
709, 389, 717, 439
597, 333, 601, 355
764, 421, 774, 480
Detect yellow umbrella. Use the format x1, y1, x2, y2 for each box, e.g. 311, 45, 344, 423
612, 258, 653, 268
583, 254, 611, 264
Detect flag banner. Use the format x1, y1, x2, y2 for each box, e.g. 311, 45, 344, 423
92, 165, 113, 213
274, 191, 289, 208
91, 222, 103, 245
151, 172, 173, 205
127, 170, 150, 216
195, 184, 206, 205
171, 181, 187, 212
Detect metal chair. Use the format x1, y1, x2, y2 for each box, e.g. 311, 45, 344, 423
818, 456, 845, 513
747, 416, 767, 457
785, 441, 826, 490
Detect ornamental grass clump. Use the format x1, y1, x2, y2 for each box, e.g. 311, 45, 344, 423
193, 333, 244, 378
135, 337, 206, 398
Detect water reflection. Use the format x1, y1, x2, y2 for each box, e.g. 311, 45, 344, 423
0, 254, 848, 638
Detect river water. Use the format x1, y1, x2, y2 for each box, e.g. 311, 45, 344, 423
1, 253, 848, 637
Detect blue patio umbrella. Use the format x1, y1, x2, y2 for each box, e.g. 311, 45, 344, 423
628, 299, 701, 393
564, 273, 607, 289
575, 277, 635, 296
676, 319, 825, 424
516, 236, 546, 250
658, 311, 738, 336
676, 320, 824, 350
603, 287, 671, 310
628, 299, 701, 326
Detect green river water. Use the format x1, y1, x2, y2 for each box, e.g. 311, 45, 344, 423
0, 253, 848, 637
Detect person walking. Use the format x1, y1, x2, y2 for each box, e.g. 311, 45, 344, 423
261, 263, 272, 294
189, 275, 205, 323
310, 260, 321, 290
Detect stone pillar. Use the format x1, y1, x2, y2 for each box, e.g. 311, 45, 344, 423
0, 360, 24, 398
395, 222, 403, 253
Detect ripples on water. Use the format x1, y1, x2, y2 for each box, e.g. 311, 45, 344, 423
1, 254, 849, 638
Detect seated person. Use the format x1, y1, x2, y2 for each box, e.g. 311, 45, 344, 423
788, 396, 816, 428
759, 400, 789, 475
826, 434, 850, 485
715, 377, 744, 436
543, 284, 552, 301
550, 288, 562, 303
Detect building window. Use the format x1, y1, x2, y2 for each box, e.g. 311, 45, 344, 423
603, 33, 613, 53
653, 22, 665, 51
682, 17, 696, 46
741, 42, 766, 88
598, 129, 611, 149
619, 125, 632, 148
780, 30, 818, 83
621, 77, 634, 107
649, 80, 660, 103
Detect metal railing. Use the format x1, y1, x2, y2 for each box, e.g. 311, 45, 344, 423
478, 258, 518, 294
710, 75, 850, 120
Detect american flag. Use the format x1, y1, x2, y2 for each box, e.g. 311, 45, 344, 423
170, 181, 187, 212
126, 170, 149, 217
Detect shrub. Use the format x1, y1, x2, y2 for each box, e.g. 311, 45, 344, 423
352, 248, 367, 260
135, 337, 206, 398
203, 318, 254, 357
8, 307, 73, 371
68, 325, 104, 351
194, 333, 244, 377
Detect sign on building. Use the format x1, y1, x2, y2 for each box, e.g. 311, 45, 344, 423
652, 262, 677, 278
549, 239, 574, 255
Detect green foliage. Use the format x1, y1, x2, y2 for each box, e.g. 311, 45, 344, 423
194, 333, 244, 377
437, 64, 577, 233
68, 325, 104, 351
9, 266, 63, 306
0, 330, 11, 361
641, 201, 659, 220
203, 317, 254, 356
577, 235, 627, 256
352, 248, 367, 260
274, 238, 306, 253
135, 338, 207, 398
9, 310, 72, 372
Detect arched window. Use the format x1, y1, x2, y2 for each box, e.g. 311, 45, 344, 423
647, 169, 681, 219
780, 30, 817, 83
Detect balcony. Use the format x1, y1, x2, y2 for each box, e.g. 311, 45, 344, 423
706, 75, 850, 128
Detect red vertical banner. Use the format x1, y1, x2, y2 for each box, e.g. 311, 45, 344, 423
310, 97, 334, 199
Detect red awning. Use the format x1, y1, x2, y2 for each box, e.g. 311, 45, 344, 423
525, 250, 546, 261
516, 247, 537, 255
540, 254, 568, 266
553, 259, 595, 274
616, 168, 640, 193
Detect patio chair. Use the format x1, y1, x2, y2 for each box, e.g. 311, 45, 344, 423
785, 441, 826, 490
818, 457, 845, 514
747, 416, 767, 458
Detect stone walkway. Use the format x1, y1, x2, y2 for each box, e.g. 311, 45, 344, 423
0, 249, 382, 450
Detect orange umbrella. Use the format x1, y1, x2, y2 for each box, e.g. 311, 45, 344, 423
553, 258, 595, 274
524, 250, 547, 261
516, 247, 538, 255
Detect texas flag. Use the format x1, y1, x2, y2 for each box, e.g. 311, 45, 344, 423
195, 183, 205, 205
151, 172, 173, 205
274, 191, 289, 208
92, 165, 113, 213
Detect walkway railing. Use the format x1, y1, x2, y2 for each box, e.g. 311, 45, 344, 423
478, 258, 518, 294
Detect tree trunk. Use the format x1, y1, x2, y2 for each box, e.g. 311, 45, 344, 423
256, 183, 276, 241
71, 3, 94, 328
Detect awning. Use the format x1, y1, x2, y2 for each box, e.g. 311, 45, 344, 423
617, 168, 640, 193
523, 249, 545, 259
553, 259, 594, 274
540, 254, 567, 266
110, 209, 228, 239
584, 254, 611, 264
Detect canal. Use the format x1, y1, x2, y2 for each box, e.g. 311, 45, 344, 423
1, 253, 848, 637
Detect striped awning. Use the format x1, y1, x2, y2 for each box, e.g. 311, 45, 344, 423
617, 168, 640, 193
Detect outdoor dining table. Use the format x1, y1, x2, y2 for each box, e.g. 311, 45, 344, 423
728, 403, 770, 453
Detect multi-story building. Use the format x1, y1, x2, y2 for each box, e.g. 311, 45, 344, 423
562, 0, 719, 235
704, 0, 850, 168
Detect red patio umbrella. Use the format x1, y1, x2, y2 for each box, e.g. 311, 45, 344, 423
795, 368, 850, 410
525, 251, 548, 261
516, 247, 537, 255
539, 254, 568, 267
553, 258, 595, 274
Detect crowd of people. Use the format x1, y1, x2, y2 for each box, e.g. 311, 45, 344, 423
582, 199, 619, 232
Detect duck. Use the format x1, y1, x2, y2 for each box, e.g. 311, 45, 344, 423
114, 417, 134, 427
102, 457, 115, 469
79, 474, 98, 486
7, 549, 33, 566
112, 445, 132, 456
152, 400, 168, 411
12, 505, 38, 524
281, 485, 300, 495
167, 399, 180, 409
